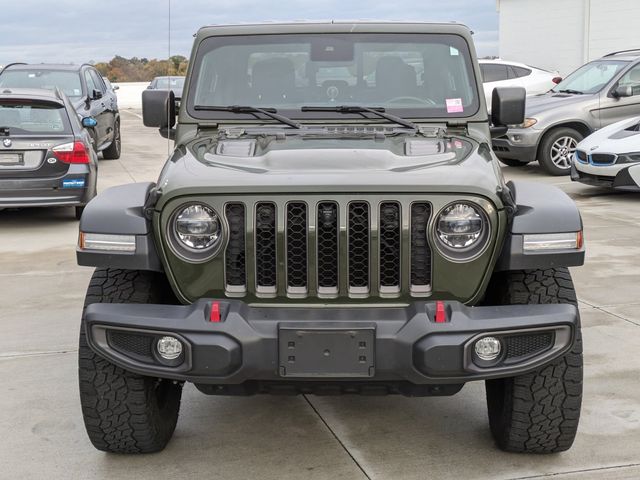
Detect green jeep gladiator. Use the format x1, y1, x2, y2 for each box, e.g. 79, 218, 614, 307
76, 22, 585, 454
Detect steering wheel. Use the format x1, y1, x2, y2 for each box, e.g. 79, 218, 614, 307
387, 96, 437, 106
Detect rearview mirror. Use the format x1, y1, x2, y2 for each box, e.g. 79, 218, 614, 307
614, 85, 633, 98
112, 84, 120, 91
491, 87, 526, 137
82, 117, 98, 128
142, 89, 176, 130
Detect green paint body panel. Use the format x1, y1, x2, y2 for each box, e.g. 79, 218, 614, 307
150, 22, 512, 306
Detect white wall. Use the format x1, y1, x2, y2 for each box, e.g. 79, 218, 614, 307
497, 0, 640, 76
113, 82, 148, 109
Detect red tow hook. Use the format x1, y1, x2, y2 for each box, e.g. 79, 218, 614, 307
434, 301, 447, 323
209, 301, 221, 322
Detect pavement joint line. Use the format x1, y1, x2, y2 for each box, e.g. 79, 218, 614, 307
0, 349, 77, 359
507, 462, 640, 479
302, 395, 372, 480
0, 270, 84, 277
122, 109, 144, 119
579, 299, 640, 327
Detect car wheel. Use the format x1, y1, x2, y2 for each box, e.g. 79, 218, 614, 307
483, 268, 583, 453
78, 268, 182, 453
102, 119, 121, 160
539, 128, 583, 176
498, 157, 529, 167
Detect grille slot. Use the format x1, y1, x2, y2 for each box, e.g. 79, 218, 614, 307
590, 153, 617, 165
255, 202, 277, 292
224, 203, 246, 291
410, 203, 432, 293
108, 331, 154, 363
348, 202, 370, 293
505, 332, 554, 360
286, 202, 308, 293
317, 202, 339, 293
379, 202, 401, 291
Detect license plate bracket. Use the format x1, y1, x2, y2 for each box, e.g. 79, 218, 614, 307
0, 153, 23, 166
278, 325, 375, 378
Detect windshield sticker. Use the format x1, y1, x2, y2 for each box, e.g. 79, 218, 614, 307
446, 98, 463, 113
450, 46, 459, 56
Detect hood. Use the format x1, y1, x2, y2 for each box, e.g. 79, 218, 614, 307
525, 91, 593, 116
155, 132, 505, 210
577, 116, 640, 154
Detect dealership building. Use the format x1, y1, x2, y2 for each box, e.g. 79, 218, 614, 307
497, 0, 640, 75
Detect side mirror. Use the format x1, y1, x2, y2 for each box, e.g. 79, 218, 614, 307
613, 85, 633, 98
491, 87, 526, 137
142, 89, 176, 130
82, 117, 98, 128
92, 89, 103, 100
147, 85, 154, 89
112, 84, 120, 91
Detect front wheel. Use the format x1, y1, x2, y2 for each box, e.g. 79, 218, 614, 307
102, 119, 121, 160
78, 268, 182, 453
539, 128, 583, 176
484, 268, 583, 453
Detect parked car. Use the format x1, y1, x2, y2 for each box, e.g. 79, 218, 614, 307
571, 115, 640, 190
492, 49, 640, 175
479, 58, 560, 109
102, 77, 119, 92
76, 22, 585, 455
0, 88, 98, 219
147, 76, 185, 108
0, 63, 121, 159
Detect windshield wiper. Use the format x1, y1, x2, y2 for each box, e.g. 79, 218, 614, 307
556, 89, 584, 95
193, 105, 302, 129
301, 105, 418, 131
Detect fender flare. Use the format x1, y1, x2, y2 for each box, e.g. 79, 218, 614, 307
495, 181, 585, 271
76, 182, 163, 272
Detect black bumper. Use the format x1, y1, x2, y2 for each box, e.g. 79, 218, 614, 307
0, 164, 95, 208
83, 299, 578, 387
492, 137, 538, 162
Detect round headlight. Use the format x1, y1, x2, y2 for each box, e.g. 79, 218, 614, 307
174, 204, 221, 250
437, 203, 484, 249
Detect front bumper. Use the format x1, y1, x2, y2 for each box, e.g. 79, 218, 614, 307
571, 163, 640, 191
83, 299, 578, 387
492, 129, 541, 162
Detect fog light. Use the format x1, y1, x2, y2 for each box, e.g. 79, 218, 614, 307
156, 336, 183, 360
474, 336, 502, 361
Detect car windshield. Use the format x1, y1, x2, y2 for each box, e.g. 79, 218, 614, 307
155, 77, 185, 89
0, 70, 84, 99
0, 101, 70, 134
188, 33, 480, 119
552, 60, 627, 94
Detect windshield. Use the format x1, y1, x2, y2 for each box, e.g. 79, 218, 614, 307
0, 70, 84, 99
188, 33, 480, 119
0, 101, 70, 134
552, 60, 627, 94
154, 77, 185, 89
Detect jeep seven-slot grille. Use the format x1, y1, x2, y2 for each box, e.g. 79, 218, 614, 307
223, 200, 432, 298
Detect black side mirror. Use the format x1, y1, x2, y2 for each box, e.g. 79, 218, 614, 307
93, 89, 103, 100
142, 89, 176, 130
490, 87, 526, 138
613, 85, 633, 98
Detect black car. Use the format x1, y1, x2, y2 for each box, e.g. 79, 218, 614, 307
0, 88, 98, 219
0, 63, 121, 159
147, 76, 185, 109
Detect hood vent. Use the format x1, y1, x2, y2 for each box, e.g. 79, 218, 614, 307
405, 139, 445, 156
216, 140, 256, 157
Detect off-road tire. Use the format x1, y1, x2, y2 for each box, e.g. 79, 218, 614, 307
539, 127, 583, 176
484, 268, 583, 453
498, 157, 529, 167
78, 268, 182, 453
102, 119, 121, 160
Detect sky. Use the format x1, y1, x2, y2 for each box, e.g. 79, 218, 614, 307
0, 0, 498, 65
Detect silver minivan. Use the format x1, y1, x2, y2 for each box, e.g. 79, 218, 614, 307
492, 50, 640, 175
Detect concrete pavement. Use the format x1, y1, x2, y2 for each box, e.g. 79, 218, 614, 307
1, 110, 639, 479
